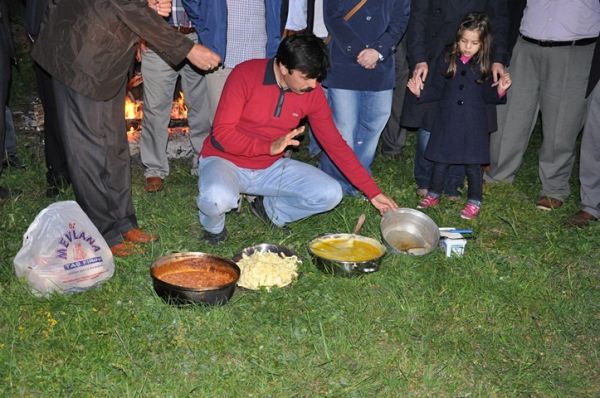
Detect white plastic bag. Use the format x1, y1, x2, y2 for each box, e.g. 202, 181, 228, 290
14, 201, 115, 296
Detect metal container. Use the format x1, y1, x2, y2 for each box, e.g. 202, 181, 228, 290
232, 243, 297, 263
308, 233, 386, 276
380, 208, 440, 255
150, 252, 240, 305
232, 243, 299, 289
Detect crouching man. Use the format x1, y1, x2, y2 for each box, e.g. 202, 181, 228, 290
198, 35, 398, 244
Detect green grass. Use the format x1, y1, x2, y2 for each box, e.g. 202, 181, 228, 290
2, 23, 599, 396
1, 129, 598, 397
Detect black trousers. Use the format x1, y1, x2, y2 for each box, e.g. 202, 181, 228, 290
53, 79, 137, 246
380, 37, 409, 155
34, 62, 70, 185
430, 162, 483, 202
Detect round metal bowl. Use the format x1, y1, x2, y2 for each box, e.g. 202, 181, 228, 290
380, 208, 440, 255
308, 233, 386, 277
232, 243, 299, 290
150, 252, 240, 305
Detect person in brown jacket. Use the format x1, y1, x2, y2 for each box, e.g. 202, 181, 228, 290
0, 0, 16, 200
32, 0, 220, 256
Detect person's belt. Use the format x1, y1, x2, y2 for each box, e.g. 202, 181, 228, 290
520, 34, 596, 47
172, 26, 195, 34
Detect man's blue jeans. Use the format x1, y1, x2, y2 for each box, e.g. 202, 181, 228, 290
415, 128, 465, 196
197, 156, 343, 234
319, 88, 393, 196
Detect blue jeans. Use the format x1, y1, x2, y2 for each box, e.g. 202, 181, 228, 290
415, 128, 465, 196
319, 88, 393, 196
197, 156, 343, 234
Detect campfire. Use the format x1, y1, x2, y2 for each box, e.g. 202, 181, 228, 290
125, 72, 193, 159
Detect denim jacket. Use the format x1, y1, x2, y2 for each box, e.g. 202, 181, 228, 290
182, 0, 282, 61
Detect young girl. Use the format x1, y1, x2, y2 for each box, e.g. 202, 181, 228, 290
407, 12, 512, 220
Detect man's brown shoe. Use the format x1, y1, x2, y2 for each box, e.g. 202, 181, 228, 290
536, 196, 563, 211
144, 177, 164, 193
123, 228, 159, 243
565, 210, 597, 228
111, 241, 143, 257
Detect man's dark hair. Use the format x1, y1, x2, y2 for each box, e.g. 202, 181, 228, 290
275, 34, 329, 81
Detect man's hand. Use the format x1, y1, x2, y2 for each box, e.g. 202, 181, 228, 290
270, 126, 305, 155
412, 62, 429, 90
357, 49, 380, 70
369, 193, 398, 215
491, 62, 506, 84
186, 44, 221, 71
135, 39, 148, 62
148, 0, 172, 17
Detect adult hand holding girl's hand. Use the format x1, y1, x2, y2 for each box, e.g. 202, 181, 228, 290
370, 193, 399, 215
412, 62, 429, 88
270, 126, 305, 155
491, 62, 506, 84
357, 49, 380, 70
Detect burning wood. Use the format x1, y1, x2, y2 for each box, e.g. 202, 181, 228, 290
124, 72, 193, 159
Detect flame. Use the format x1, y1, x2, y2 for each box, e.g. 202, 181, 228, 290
125, 90, 188, 143
127, 126, 136, 140
170, 91, 188, 120
124, 96, 141, 120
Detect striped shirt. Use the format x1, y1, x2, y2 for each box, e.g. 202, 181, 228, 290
167, 0, 192, 28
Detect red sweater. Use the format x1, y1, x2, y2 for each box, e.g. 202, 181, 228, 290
201, 58, 381, 199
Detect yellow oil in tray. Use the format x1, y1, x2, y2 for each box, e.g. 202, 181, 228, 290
310, 237, 383, 262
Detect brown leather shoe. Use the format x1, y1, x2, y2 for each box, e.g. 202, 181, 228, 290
565, 210, 597, 228
144, 177, 164, 193
111, 241, 143, 257
123, 227, 159, 243
536, 196, 563, 211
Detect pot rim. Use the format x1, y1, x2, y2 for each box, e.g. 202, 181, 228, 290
150, 252, 240, 292
380, 208, 440, 255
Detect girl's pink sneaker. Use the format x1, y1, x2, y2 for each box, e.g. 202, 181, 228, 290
460, 202, 481, 220
417, 195, 440, 209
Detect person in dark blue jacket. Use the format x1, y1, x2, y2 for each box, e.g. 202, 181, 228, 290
408, 13, 511, 220
318, 0, 410, 196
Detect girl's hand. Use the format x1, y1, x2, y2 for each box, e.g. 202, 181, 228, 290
497, 72, 512, 95
357, 49, 380, 70
407, 77, 422, 97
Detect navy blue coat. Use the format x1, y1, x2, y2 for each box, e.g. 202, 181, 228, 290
323, 0, 410, 91
415, 56, 506, 165
400, 0, 512, 130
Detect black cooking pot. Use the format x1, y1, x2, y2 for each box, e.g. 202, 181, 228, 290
150, 252, 240, 305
